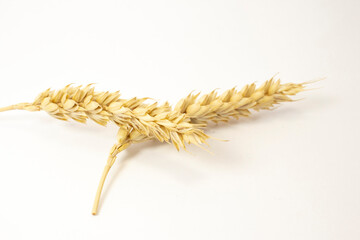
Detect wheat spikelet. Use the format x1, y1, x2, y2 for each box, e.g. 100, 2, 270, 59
175, 79, 306, 125
0, 77, 311, 215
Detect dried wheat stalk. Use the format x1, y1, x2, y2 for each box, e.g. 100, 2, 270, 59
0, 77, 310, 215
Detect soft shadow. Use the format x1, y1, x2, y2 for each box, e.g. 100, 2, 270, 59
97, 140, 164, 212
98, 140, 210, 211
4, 94, 331, 214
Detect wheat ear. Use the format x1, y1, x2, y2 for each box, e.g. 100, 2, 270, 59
0, 78, 311, 215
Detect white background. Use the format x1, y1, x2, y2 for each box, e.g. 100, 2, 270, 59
0, 0, 359, 239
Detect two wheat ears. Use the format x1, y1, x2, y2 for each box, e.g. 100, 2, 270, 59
0, 77, 313, 215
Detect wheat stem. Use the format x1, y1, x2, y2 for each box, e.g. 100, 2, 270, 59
92, 162, 112, 215
0, 103, 39, 112
92, 141, 131, 215
0, 105, 17, 112
0, 105, 15, 112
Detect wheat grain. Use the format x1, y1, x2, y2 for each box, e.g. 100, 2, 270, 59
0, 77, 311, 214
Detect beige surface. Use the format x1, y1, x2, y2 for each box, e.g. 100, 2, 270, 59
0, 0, 359, 239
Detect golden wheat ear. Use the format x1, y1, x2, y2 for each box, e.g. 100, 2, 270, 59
0, 78, 317, 215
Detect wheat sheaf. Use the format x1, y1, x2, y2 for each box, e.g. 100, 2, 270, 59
0, 77, 311, 215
